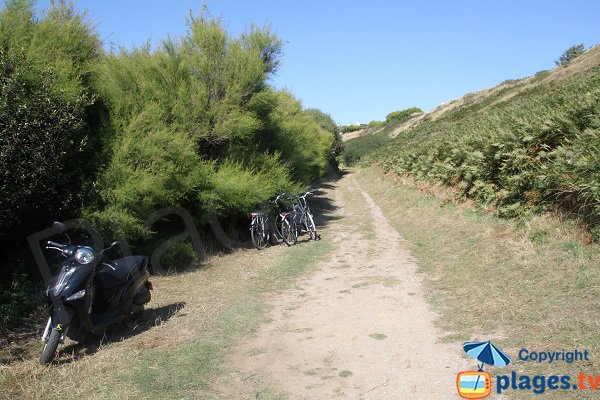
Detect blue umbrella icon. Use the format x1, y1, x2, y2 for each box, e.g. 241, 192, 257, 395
463, 341, 511, 395
463, 341, 511, 371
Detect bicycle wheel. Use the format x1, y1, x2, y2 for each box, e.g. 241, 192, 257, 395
271, 215, 283, 244
305, 212, 317, 240
281, 214, 297, 246
251, 217, 269, 250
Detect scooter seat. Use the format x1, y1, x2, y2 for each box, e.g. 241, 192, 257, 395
95, 256, 146, 288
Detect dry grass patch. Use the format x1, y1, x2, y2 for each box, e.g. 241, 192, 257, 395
0, 232, 332, 400
356, 167, 600, 399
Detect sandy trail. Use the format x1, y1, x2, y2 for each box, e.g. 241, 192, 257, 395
231, 171, 470, 399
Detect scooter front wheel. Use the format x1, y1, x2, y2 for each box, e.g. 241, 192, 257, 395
40, 328, 61, 365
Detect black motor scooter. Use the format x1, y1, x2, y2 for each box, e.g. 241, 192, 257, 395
39, 222, 152, 364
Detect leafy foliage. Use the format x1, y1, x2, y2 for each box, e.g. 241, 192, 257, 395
361, 59, 600, 239
384, 107, 422, 124
305, 108, 344, 165
534, 70, 550, 81
79, 10, 334, 240
342, 107, 423, 166
368, 120, 385, 128
0, 51, 84, 237
343, 125, 396, 166
341, 124, 363, 133
555, 44, 585, 67
0, 0, 105, 323
343, 131, 390, 166
0, 0, 102, 236
0, 2, 335, 323
259, 92, 334, 182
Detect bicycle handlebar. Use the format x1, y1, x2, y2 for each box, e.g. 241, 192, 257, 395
268, 193, 286, 204
288, 191, 314, 200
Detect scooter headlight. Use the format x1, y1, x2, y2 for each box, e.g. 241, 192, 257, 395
74, 247, 95, 265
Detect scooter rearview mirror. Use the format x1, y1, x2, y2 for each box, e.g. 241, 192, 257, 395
52, 221, 67, 231
51, 221, 71, 244
100, 240, 124, 256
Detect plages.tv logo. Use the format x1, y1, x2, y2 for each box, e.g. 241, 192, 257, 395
457, 341, 511, 399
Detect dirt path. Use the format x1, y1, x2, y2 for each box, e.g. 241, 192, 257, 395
231, 171, 471, 399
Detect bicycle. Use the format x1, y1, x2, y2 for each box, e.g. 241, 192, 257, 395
250, 193, 297, 250
250, 209, 270, 250
289, 191, 318, 240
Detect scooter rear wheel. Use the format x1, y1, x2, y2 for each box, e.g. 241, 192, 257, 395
40, 328, 61, 365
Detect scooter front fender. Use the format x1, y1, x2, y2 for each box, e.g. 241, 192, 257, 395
50, 303, 74, 331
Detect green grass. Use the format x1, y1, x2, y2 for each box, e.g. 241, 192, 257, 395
356, 168, 600, 399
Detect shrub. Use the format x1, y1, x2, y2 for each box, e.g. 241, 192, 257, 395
363, 61, 600, 238
260, 91, 333, 182
343, 130, 391, 166
0, 0, 104, 323
305, 108, 344, 165
384, 107, 422, 125
555, 44, 585, 67
158, 240, 198, 273
89, 11, 332, 239
0, 1, 102, 238
368, 120, 385, 128
534, 70, 550, 81
341, 124, 363, 133
500, 78, 521, 86
0, 2, 337, 323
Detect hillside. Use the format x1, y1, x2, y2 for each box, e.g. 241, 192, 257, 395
351, 44, 600, 238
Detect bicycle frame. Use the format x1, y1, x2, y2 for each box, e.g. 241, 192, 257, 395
251, 193, 289, 246
289, 191, 317, 239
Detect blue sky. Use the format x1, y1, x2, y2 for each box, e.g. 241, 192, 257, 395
35, 0, 600, 125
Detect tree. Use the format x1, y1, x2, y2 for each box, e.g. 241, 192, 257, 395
305, 108, 344, 165
91, 11, 332, 237
0, 0, 104, 323
0, 0, 102, 241
555, 44, 585, 67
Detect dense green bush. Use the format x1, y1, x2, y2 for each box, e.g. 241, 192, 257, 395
85, 11, 333, 239
343, 128, 391, 166
158, 240, 198, 273
0, 0, 102, 238
0, 2, 336, 323
555, 44, 585, 67
368, 120, 385, 128
0, 0, 106, 323
0, 51, 84, 239
384, 107, 422, 125
364, 62, 600, 239
304, 108, 343, 166
341, 124, 363, 133
261, 92, 334, 180
534, 70, 550, 81
342, 108, 422, 166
